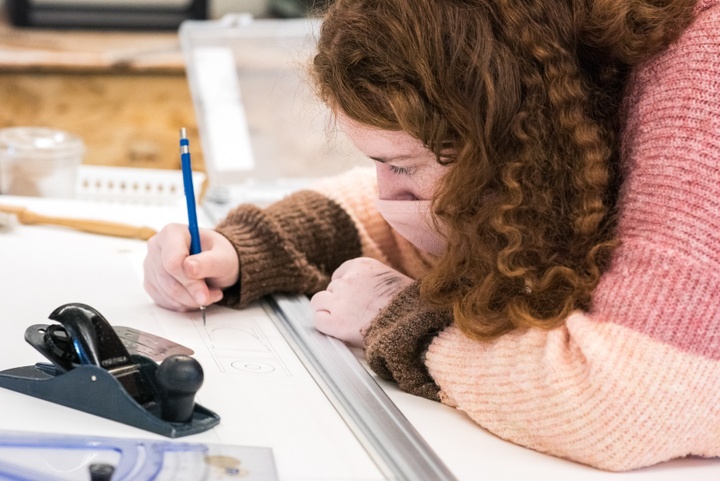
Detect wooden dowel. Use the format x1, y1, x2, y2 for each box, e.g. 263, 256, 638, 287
0, 204, 157, 240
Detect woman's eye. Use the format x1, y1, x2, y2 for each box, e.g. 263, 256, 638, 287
388, 164, 414, 175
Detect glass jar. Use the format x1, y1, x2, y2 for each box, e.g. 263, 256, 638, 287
0, 127, 85, 198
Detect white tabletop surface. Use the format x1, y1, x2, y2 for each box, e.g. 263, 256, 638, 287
0, 194, 717, 481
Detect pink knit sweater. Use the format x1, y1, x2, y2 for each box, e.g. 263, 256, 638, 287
422, 0, 720, 471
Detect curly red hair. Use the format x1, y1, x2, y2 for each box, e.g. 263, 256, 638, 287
312, 0, 697, 338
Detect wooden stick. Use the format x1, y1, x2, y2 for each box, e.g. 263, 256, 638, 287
0, 204, 157, 240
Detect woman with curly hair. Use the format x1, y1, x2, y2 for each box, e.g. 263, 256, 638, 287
144, 0, 720, 470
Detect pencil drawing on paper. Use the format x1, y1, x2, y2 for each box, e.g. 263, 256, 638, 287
194, 312, 291, 377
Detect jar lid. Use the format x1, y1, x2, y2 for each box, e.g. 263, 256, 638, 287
0, 127, 84, 159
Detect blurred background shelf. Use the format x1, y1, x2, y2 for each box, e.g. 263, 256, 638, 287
0, 2, 200, 172
0, 0, 306, 173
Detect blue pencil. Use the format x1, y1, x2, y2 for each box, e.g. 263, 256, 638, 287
180, 127, 206, 325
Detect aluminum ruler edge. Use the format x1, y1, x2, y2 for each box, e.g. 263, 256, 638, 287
262, 293, 458, 481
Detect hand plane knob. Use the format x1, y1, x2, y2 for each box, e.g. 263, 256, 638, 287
155, 354, 204, 423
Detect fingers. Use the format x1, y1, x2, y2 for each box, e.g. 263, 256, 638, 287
309, 289, 332, 316
310, 290, 337, 337
330, 260, 352, 280
183, 231, 239, 290
144, 224, 233, 312
330, 257, 373, 280
310, 287, 366, 347
312, 308, 334, 335
144, 244, 206, 311
331, 257, 384, 281
143, 275, 195, 312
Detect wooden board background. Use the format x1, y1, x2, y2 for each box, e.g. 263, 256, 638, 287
0, 11, 204, 171
0, 72, 203, 171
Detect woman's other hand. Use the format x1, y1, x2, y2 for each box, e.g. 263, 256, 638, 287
311, 257, 414, 347
143, 223, 239, 312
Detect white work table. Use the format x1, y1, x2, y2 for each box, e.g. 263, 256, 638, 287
0, 194, 717, 481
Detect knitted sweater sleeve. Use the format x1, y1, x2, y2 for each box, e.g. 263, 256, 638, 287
214, 190, 362, 307
423, 5, 720, 471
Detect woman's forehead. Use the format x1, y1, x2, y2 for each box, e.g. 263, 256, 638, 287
336, 112, 428, 158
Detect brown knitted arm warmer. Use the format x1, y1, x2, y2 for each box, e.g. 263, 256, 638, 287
364, 281, 454, 401
215, 190, 362, 307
